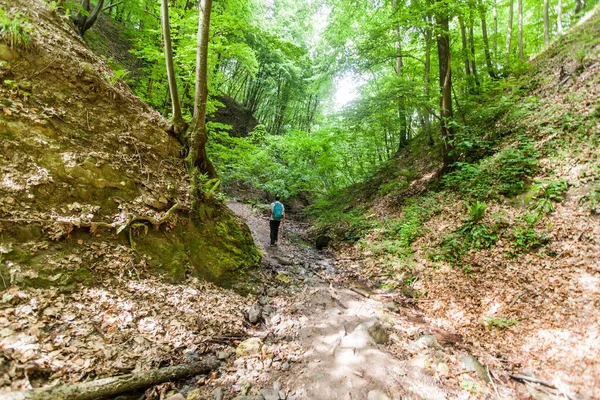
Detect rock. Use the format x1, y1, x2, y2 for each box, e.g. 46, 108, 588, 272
236, 338, 263, 357
232, 397, 264, 400
165, 394, 185, 400
408, 354, 431, 369
413, 335, 441, 350
260, 389, 279, 400
213, 387, 225, 400
315, 235, 331, 250
367, 389, 391, 400
273, 380, 281, 391
217, 350, 230, 360
248, 303, 262, 324
361, 318, 389, 344
238, 379, 252, 395
187, 389, 202, 400
341, 318, 389, 349
275, 257, 294, 266
281, 362, 290, 371
0, 44, 17, 62
436, 362, 450, 376
383, 302, 399, 312
460, 355, 491, 382
142, 194, 169, 210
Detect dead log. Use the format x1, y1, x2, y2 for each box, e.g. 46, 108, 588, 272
0, 358, 219, 400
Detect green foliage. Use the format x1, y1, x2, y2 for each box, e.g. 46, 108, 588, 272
444, 139, 539, 199
483, 316, 518, 329
457, 202, 498, 249
531, 179, 568, 213
382, 196, 440, 247
581, 182, 600, 214
0, 8, 33, 49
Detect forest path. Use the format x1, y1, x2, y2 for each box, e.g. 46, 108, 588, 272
224, 202, 455, 400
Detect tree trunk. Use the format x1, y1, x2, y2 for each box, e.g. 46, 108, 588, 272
493, 0, 498, 63
459, 13, 471, 78
575, 0, 585, 14
518, 0, 524, 59
557, 0, 563, 34
393, 0, 408, 151
478, 0, 497, 78
73, 0, 105, 36
505, 0, 514, 65
186, 0, 217, 202
160, 0, 186, 137
435, 2, 454, 168
423, 23, 434, 146
544, 0, 550, 46
468, 1, 480, 86
2, 359, 219, 400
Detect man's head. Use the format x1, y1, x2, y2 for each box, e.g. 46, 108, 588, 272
275, 195, 280, 201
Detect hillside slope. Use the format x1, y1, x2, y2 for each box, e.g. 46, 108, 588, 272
324, 6, 600, 399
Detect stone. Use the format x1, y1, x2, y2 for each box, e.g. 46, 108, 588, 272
437, 362, 450, 376
281, 362, 290, 371
383, 302, 399, 312
408, 354, 431, 369
213, 387, 225, 400
343, 318, 389, 347
217, 350, 230, 360
232, 397, 264, 400
0, 44, 17, 62
460, 355, 491, 383
236, 337, 263, 357
238, 379, 252, 395
413, 335, 441, 350
165, 394, 185, 400
187, 389, 203, 400
367, 389, 391, 400
273, 380, 281, 391
260, 389, 280, 400
248, 303, 262, 324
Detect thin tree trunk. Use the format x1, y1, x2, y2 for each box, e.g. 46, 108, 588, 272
575, 0, 585, 14
459, 13, 471, 78
423, 23, 433, 146
478, 0, 497, 78
393, 0, 408, 151
187, 0, 217, 203
505, 0, 514, 65
160, 0, 186, 137
493, 0, 498, 63
518, 0, 524, 59
544, 0, 550, 46
435, 2, 454, 168
468, 2, 480, 86
557, 0, 563, 34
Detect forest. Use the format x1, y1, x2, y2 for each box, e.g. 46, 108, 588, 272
0, 0, 599, 398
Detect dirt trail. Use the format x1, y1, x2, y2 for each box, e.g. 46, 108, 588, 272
223, 202, 466, 400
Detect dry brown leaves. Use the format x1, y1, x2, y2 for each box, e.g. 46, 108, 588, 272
0, 276, 253, 393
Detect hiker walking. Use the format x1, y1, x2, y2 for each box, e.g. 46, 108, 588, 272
269, 195, 285, 246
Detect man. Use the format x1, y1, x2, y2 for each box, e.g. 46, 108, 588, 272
269, 195, 285, 246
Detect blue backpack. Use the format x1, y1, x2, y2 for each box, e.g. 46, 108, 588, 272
273, 202, 284, 220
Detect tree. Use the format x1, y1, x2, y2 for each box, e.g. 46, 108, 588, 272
187, 0, 218, 200
435, 0, 454, 168
478, 0, 497, 78
544, 0, 550, 46
505, 0, 514, 65
558, 0, 564, 34
73, 0, 105, 36
160, 0, 186, 137
518, 0, 524, 59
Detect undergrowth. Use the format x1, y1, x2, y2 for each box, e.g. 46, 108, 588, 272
0, 8, 33, 49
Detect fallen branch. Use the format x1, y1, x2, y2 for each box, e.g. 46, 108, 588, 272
509, 374, 577, 400
349, 286, 370, 298
1, 358, 219, 400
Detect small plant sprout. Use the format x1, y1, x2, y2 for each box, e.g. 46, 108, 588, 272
483, 316, 518, 329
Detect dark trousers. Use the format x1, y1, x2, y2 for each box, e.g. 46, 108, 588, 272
269, 220, 281, 245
